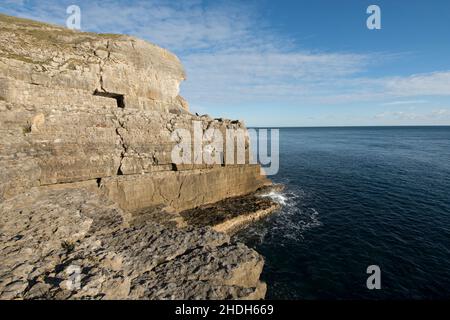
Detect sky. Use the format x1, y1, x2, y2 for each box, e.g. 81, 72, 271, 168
2, 0, 450, 127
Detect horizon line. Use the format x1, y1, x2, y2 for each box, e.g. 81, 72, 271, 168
248, 124, 450, 128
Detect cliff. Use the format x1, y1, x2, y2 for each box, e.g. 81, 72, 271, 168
0, 14, 277, 299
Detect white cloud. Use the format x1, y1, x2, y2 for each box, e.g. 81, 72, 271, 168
430, 108, 450, 117
374, 111, 420, 121
381, 100, 428, 106
300, 71, 450, 105
182, 50, 370, 105
2, 0, 450, 123
374, 108, 450, 124
383, 71, 450, 97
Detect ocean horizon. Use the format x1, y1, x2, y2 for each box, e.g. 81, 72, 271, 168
236, 126, 450, 299
249, 125, 450, 128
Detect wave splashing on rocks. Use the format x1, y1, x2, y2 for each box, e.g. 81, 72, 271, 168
234, 181, 322, 245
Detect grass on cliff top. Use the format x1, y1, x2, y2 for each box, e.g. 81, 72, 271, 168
0, 13, 124, 43
0, 13, 126, 65
0, 13, 58, 29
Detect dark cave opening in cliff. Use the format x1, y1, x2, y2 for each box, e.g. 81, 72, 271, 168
93, 90, 125, 108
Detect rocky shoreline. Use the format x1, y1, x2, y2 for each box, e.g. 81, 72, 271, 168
0, 14, 281, 299
181, 185, 283, 234
0, 186, 281, 299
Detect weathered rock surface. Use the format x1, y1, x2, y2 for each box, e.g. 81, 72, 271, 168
0, 14, 185, 111
0, 14, 276, 300
181, 186, 282, 234
0, 188, 266, 299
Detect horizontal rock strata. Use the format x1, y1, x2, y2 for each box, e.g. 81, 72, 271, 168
0, 14, 278, 300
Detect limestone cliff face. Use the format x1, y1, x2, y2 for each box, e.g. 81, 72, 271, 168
0, 13, 269, 206
0, 14, 185, 111
0, 14, 273, 299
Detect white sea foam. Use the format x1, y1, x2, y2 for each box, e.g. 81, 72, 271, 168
259, 191, 288, 205
234, 183, 322, 245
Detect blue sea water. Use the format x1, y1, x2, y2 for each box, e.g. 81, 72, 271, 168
234, 126, 450, 299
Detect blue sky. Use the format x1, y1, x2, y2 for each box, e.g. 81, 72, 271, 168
2, 0, 450, 126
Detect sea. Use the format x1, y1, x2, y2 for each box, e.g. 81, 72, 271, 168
234, 126, 450, 299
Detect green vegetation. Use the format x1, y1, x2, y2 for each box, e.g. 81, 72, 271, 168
0, 13, 123, 42
22, 123, 32, 134
61, 240, 76, 253
3, 52, 39, 65
0, 13, 58, 29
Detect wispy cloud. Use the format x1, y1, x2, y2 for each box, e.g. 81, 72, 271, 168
374, 108, 450, 123
182, 50, 371, 105
0, 0, 374, 103
307, 71, 450, 105
383, 71, 450, 97
430, 108, 450, 117
375, 111, 421, 121
2, 0, 450, 125
381, 100, 428, 106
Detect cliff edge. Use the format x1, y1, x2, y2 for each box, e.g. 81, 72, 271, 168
0, 14, 277, 299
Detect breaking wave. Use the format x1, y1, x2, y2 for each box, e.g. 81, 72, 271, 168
259, 190, 288, 205
233, 181, 322, 245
